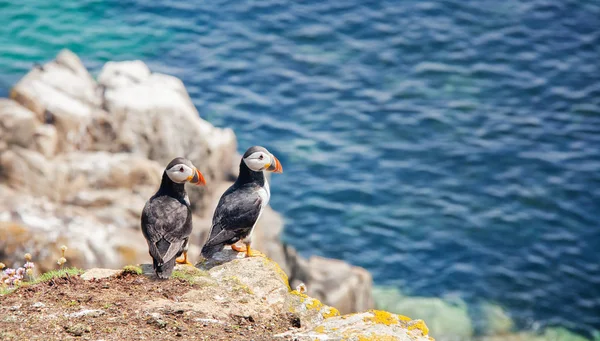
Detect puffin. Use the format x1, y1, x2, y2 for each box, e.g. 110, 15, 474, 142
141, 157, 206, 279
201, 146, 282, 259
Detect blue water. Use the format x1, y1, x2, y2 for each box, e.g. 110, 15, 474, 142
1, 0, 599, 337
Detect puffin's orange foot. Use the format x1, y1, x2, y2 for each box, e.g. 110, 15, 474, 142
231, 244, 247, 253
176, 252, 193, 266
245, 245, 253, 258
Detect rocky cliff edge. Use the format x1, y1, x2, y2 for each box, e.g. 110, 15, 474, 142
0, 249, 432, 341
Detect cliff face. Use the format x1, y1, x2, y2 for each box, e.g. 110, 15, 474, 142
0, 50, 372, 314
0, 250, 432, 341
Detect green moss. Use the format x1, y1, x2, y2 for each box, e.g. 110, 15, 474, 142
121, 265, 142, 275
224, 276, 254, 295
172, 267, 208, 284
66, 300, 79, 307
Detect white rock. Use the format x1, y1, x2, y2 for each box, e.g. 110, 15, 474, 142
81, 268, 122, 281
98, 60, 151, 89
67, 309, 106, 318
0, 99, 39, 148
32, 302, 46, 308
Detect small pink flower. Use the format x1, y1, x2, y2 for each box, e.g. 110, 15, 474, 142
24, 262, 35, 269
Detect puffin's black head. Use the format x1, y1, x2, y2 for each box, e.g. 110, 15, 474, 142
242, 146, 283, 173
164, 157, 206, 186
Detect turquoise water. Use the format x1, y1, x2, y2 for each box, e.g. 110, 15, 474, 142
1, 0, 599, 337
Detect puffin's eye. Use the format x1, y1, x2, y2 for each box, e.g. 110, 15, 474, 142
179, 167, 184, 172
259, 155, 264, 160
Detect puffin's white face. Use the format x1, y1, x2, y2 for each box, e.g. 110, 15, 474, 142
243, 151, 283, 173
166, 163, 197, 184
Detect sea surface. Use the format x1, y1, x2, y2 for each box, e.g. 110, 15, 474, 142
1, 0, 599, 337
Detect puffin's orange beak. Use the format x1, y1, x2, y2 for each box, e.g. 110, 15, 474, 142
266, 155, 283, 173
189, 168, 206, 186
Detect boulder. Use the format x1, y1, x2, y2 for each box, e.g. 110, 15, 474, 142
10, 49, 100, 153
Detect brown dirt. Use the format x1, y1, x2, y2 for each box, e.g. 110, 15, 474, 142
0, 273, 300, 340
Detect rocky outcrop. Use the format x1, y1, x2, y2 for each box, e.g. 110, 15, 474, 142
84, 250, 431, 341
0, 50, 373, 314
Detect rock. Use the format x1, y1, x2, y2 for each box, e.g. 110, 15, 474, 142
97, 60, 151, 89
32, 124, 58, 157
64, 323, 91, 336
81, 268, 122, 281
66, 309, 105, 318
279, 310, 431, 341
31, 302, 45, 308
146, 253, 430, 340
0, 99, 39, 149
10, 50, 100, 153
146, 312, 167, 329
303, 256, 374, 314
373, 287, 473, 341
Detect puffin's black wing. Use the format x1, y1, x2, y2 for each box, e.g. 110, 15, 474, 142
201, 184, 262, 258
141, 195, 192, 274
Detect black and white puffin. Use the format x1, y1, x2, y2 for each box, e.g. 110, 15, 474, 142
141, 157, 206, 279
201, 146, 283, 259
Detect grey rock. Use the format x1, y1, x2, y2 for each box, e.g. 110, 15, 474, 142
146, 312, 167, 329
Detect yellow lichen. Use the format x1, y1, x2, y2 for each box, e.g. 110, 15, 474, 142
407, 319, 429, 336
363, 310, 399, 326
306, 298, 324, 311
322, 307, 340, 319
314, 326, 326, 334
290, 290, 309, 300
397, 314, 412, 322
356, 334, 399, 341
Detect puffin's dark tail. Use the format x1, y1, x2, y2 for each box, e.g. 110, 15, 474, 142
154, 257, 177, 279
200, 243, 224, 259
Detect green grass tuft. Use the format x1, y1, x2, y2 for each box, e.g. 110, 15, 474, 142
34, 267, 84, 284
0, 286, 16, 295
